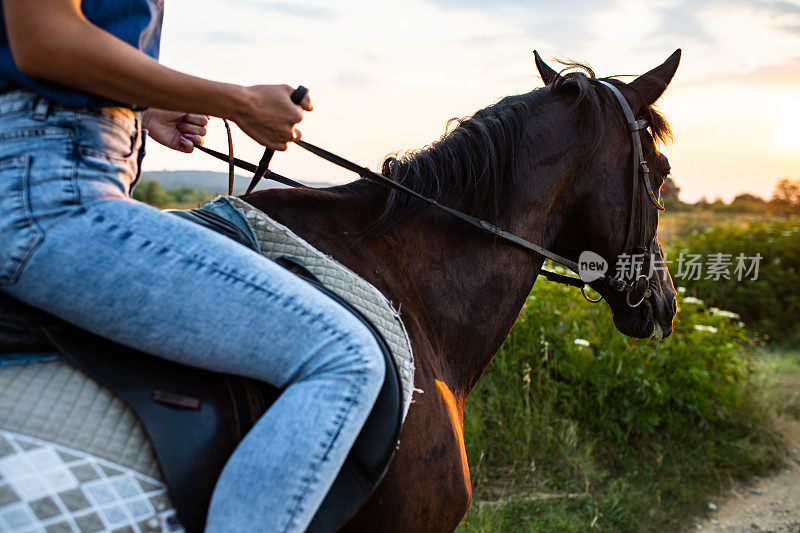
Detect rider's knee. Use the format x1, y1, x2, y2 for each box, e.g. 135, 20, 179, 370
352, 327, 385, 394
334, 321, 385, 398
297, 314, 385, 399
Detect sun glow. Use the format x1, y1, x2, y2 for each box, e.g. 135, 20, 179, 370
775, 110, 800, 154
435, 379, 471, 490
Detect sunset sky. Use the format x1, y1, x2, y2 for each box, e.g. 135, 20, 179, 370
144, 0, 800, 202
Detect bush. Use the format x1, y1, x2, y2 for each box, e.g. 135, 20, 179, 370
461, 277, 779, 532
466, 277, 758, 463
132, 179, 211, 208
132, 179, 170, 206
669, 218, 800, 344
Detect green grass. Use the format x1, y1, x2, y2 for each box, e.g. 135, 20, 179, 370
758, 349, 800, 421
755, 348, 800, 377
457, 278, 789, 532
657, 211, 776, 243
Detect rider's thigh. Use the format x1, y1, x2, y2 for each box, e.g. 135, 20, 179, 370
4, 193, 381, 388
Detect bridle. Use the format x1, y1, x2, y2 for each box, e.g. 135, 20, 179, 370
194, 81, 663, 308
596, 79, 665, 307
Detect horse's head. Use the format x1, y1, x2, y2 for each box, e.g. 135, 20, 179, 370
534, 50, 680, 339
370, 50, 680, 340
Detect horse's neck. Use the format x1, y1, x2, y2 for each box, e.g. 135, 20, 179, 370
246, 175, 563, 396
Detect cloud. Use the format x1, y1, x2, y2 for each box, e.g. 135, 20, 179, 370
650, 4, 716, 45
332, 70, 374, 88
654, 0, 800, 38
689, 56, 800, 86
739, 0, 800, 36
423, 0, 621, 48
203, 30, 253, 44
227, 1, 336, 19
427, 0, 605, 8
755, 0, 800, 17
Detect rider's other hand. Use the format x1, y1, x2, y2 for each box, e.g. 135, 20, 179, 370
233, 84, 312, 151
142, 109, 210, 153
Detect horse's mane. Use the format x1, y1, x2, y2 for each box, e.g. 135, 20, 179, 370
370, 63, 672, 233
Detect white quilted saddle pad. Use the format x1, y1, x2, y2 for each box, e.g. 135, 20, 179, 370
223, 196, 415, 420
0, 362, 182, 533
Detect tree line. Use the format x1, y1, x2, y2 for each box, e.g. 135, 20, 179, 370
132, 179, 211, 208
663, 177, 800, 215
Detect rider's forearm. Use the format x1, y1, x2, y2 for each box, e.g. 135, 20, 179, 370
3, 0, 250, 119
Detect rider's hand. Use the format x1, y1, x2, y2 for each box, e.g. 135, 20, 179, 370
232, 85, 312, 151
142, 109, 209, 153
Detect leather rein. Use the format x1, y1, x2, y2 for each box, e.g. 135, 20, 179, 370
194, 81, 662, 308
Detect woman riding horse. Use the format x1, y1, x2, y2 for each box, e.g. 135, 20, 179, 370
0, 1, 385, 532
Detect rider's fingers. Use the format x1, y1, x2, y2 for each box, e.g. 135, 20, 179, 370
270, 141, 289, 151
185, 134, 203, 146
182, 113, 209, 126
178, 135, 195, 153
292, 128, 302, 142
289, 107, 303, 123
300, 91, 312, 112
279, 126, 294, 143
177, 123, 207, 137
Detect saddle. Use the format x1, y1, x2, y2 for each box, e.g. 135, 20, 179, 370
0, 205, 405, 533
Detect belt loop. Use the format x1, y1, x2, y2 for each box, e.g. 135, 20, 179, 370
32, 97, 50, 121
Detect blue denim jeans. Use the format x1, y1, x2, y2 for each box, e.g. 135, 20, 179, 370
0, 90, 384, 532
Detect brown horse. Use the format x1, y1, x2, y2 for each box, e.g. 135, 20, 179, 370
244, 51, 680, 531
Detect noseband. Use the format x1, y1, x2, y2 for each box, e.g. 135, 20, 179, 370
195, 81, 662, 308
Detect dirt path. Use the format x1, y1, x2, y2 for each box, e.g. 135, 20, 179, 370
691, 418, 800, 533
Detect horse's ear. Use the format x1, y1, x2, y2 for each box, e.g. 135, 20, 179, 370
533, 50, 560, 85
630, 49, 681, 105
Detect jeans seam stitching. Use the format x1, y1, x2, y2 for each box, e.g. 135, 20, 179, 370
94, 207, 364, 339
282, 345, 371, 531
1, 155, 44, 285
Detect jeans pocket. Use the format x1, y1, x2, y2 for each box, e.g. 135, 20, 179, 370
0, 154, 43, 285
75, 111, 139, 164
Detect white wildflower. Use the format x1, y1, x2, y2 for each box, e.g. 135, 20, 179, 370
738, 321, 745, 328
694, 325, 719, 333
677, 287, 686, 294
709, 308, 740, 319
573, 338, 590, 347
682, 296, 704, 305
782, 231, 792, 237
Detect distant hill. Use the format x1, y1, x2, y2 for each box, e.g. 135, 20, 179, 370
141, 170, 339, 195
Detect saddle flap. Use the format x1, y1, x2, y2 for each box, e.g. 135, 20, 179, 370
41, 323, 242, 533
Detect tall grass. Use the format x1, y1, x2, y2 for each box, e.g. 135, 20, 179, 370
459, 278, 782, 532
